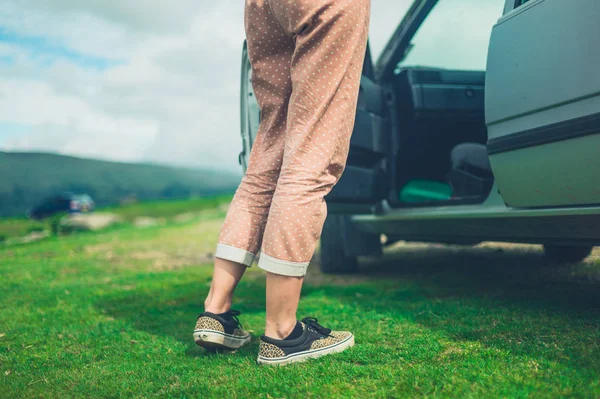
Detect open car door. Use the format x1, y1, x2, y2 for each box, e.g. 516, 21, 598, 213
485, 0, 600, 208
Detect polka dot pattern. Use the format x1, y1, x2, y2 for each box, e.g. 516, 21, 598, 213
218, 0, 370, 269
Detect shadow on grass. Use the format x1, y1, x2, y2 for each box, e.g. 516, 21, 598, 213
98, 244, 600, 368
358, 244, 600, 310
99, 273, 267, 359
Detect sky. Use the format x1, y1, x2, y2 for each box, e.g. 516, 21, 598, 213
0, 0, 503, 173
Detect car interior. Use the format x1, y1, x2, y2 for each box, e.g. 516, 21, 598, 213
326, 0, 503, 210
328, 65, 495, 210
384, 0, 506, 208
327, 64, 496, 209
389, 67, 494, 207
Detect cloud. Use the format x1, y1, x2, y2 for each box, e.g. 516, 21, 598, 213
1, 0, 500, 173
0, 78, 159, 161
15, 0, 207, 33
0, 0, 246, 170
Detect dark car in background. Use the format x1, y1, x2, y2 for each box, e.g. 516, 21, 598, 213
28, 193, 95, 220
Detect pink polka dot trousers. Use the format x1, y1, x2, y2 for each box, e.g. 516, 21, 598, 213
216, 0, 371, 277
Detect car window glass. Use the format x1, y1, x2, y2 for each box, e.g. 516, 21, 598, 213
396, 0, 505, 72
514, 0, 531, 8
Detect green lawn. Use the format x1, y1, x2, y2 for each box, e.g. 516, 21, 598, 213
106, 195, 232, 222
0, 218, 45, 242
0, 195, 232, 241
1, 209, 600, 398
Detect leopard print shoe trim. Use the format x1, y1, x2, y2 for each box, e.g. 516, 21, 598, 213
258, 341, 286, 359
309, 331, 352, 350
195, 316, 225, 333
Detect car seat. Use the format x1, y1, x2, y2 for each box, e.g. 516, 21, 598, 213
447, 143, 494, 198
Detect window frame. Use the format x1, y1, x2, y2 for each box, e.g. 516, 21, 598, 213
514, 0, 530, 9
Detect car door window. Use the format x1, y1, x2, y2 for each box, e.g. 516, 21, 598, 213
514, 0, 531, 8
396, 0, 505, 72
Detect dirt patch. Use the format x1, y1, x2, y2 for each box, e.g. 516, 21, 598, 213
436, 346, 466, 359
63, 213, 122, 231
85, 242, 115, 254
113, 250, 214, 271
19, 231, 50, 244
2, 231, 50, 246
134, 217, 166, 228
172, 213, 198, 224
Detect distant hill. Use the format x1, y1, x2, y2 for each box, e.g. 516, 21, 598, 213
0, 152, 241, 217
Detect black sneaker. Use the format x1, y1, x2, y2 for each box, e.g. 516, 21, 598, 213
193, 310, 251, 350
257, 317, 354, 366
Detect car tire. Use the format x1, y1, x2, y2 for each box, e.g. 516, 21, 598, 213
320, 215, 359, 274
543, 245, 594, 264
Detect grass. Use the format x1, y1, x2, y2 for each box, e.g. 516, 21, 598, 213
105, 195, 232, 222
0, 218, 45, 241
0, 195, 233, 240
1, 206, 600, 398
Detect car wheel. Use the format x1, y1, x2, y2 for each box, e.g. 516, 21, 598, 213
320, 215, 359, 274
543, 245, 594, 263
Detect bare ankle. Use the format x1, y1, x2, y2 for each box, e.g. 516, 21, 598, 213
204, 298, 231, 314
264, 319, 297, 340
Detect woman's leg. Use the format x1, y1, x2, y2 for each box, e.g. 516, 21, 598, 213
204, 0, 295, 312
204, 259, 247, 314
260, 0, 371, 337
264, 273, 304, 339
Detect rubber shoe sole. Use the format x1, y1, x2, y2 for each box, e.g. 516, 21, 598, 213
194, 330, 251, 350
257, 334, 354, 366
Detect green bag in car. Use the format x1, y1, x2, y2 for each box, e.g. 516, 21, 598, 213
399, 180, 453, 203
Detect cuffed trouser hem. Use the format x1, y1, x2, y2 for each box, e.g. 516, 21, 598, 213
258, 253, 310, 277
215, 244, 256, 267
